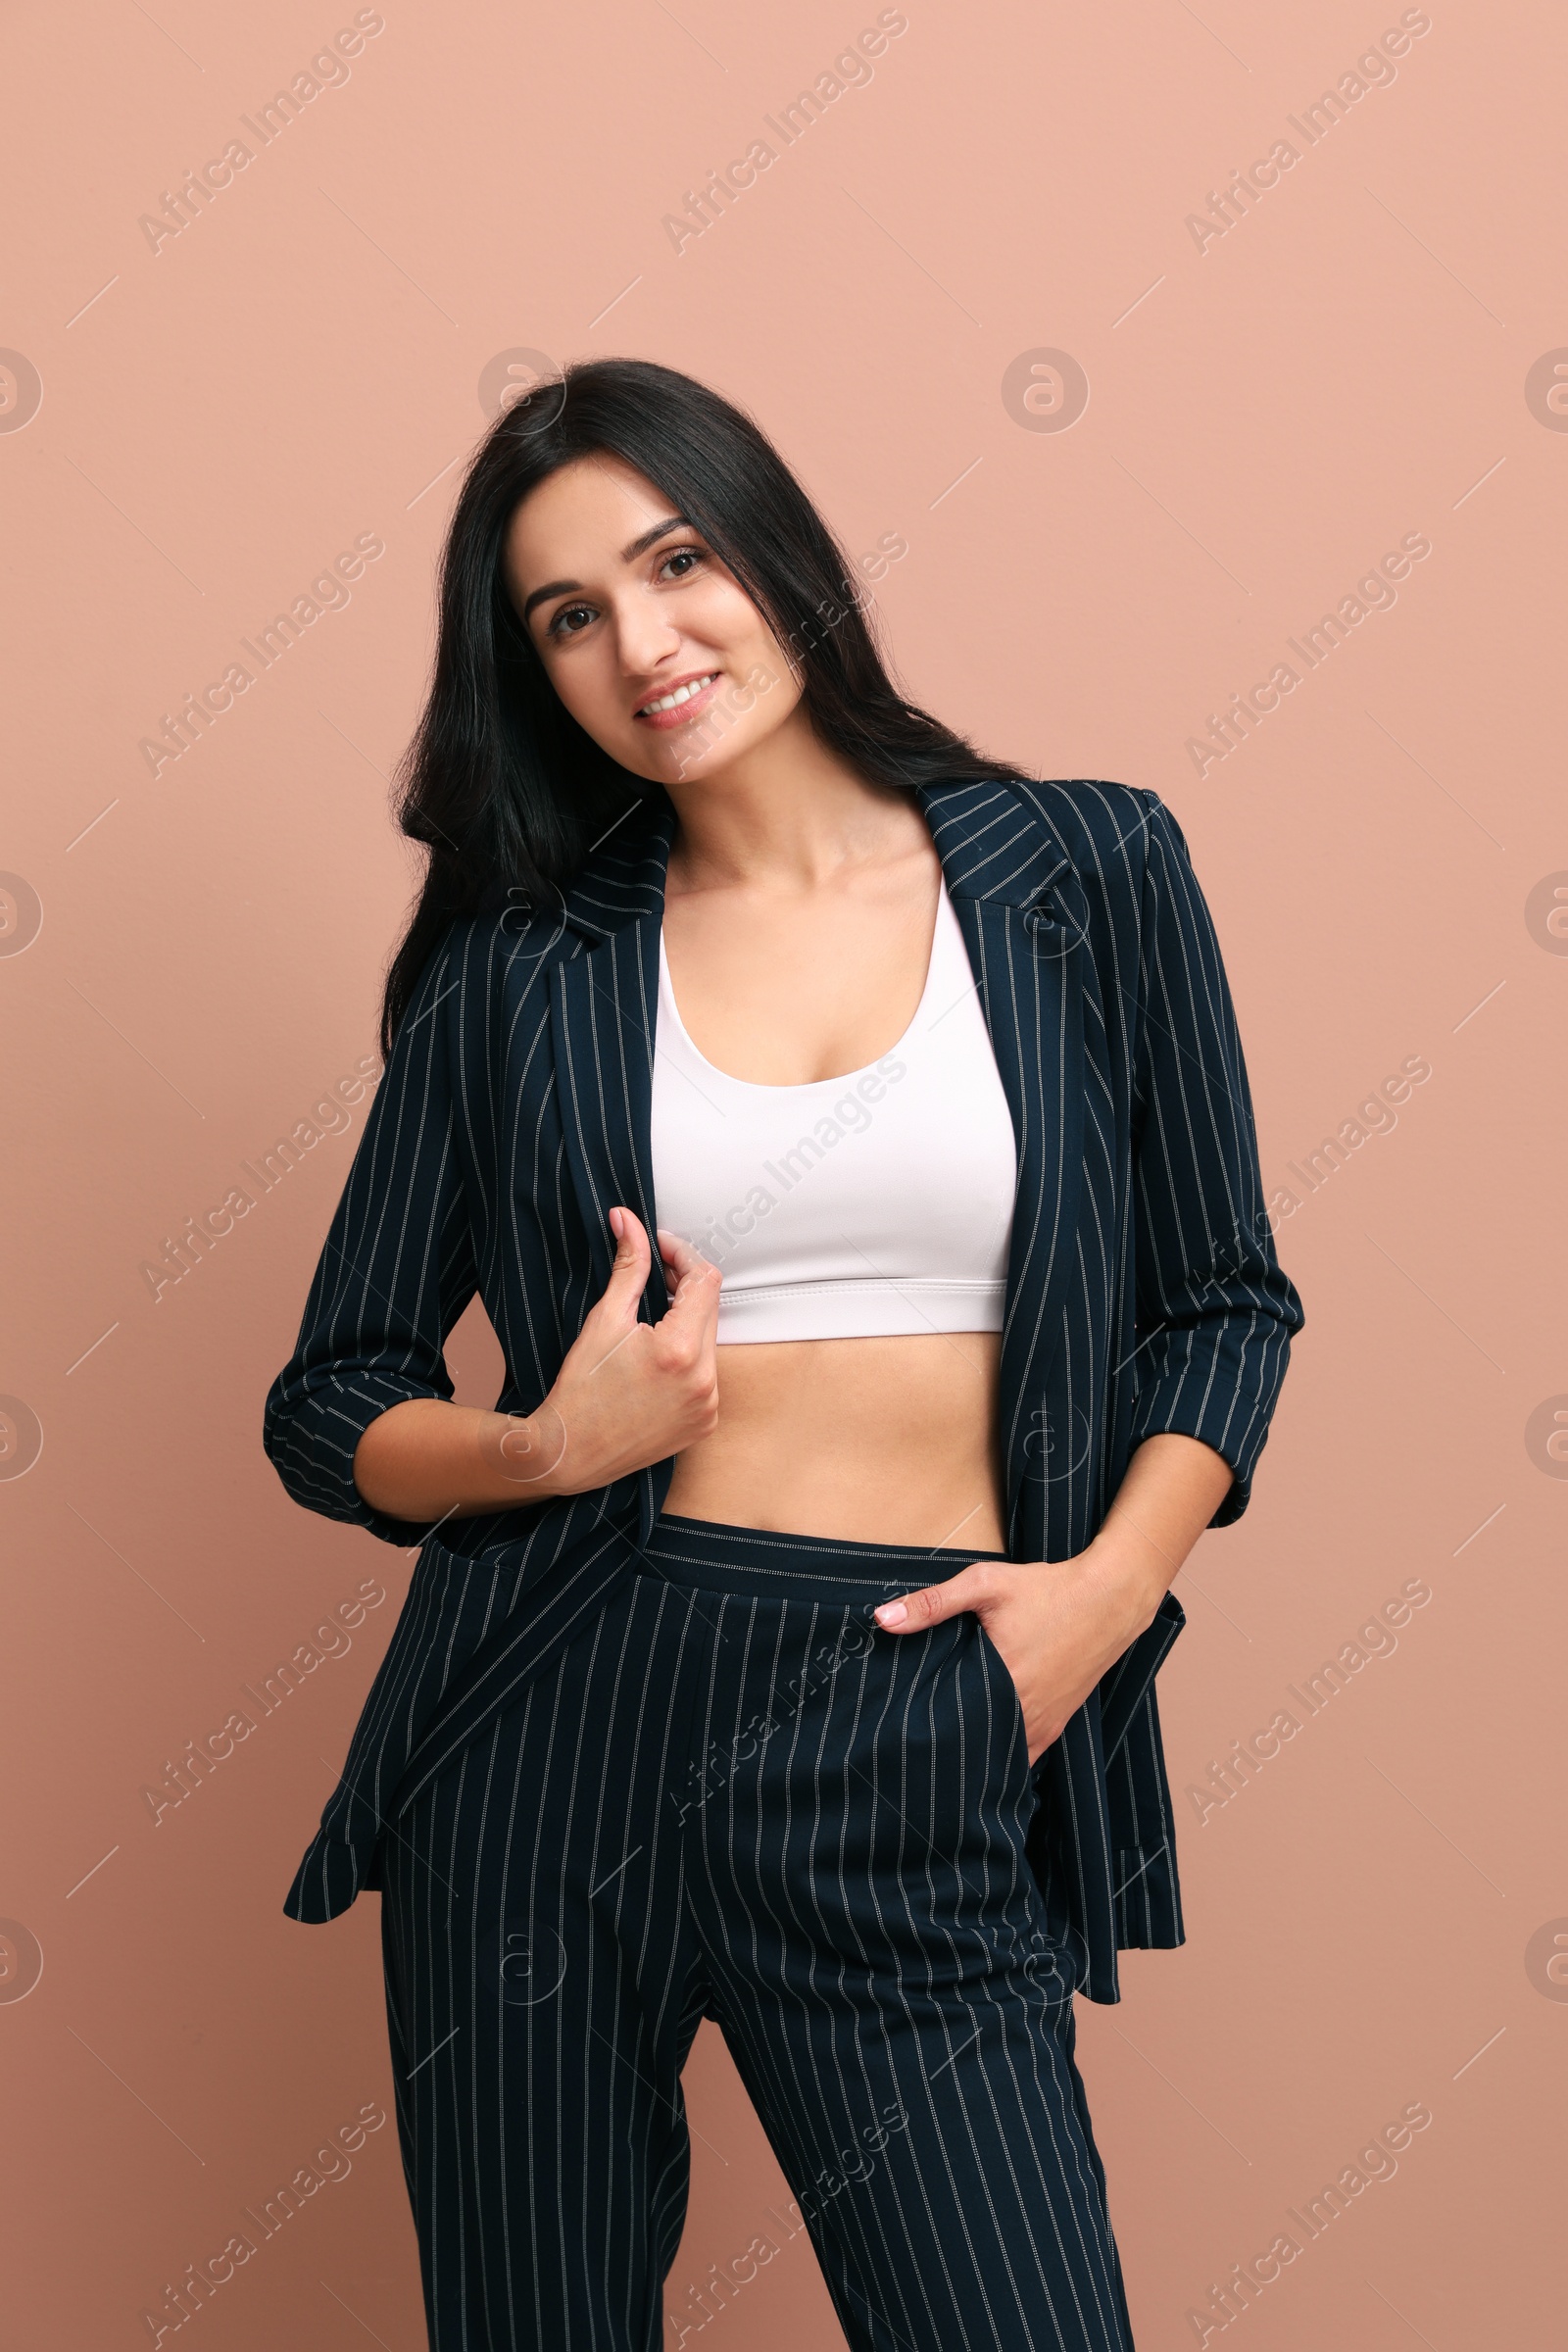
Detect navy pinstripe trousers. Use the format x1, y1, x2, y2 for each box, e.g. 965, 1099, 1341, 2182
377, 1514, 1136, 2351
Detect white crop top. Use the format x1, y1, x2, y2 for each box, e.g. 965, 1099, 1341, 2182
650, 875, 1017, 1344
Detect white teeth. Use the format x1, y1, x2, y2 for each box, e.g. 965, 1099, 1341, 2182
638, 673, 717, 715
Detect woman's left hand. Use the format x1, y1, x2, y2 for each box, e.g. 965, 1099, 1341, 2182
873, 1438, 1234, 1763
872, 1546, 1158, 1766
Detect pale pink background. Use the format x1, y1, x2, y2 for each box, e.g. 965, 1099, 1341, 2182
2, 2, 1564, 2345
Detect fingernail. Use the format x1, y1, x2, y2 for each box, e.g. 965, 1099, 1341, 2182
874, 1601, 907, 1628
609, 1207, 623, 1238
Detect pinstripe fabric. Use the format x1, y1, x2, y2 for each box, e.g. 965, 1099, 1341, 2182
263, 775, 1304, 2002
381, 1513, 1134, 2352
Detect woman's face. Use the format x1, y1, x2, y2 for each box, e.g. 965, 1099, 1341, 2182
503, 453, 804, 787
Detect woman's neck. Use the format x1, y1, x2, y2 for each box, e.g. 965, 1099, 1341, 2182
662, 716, 923, 900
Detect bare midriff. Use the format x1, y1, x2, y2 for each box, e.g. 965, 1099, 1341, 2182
661, 1329, 1007, 1552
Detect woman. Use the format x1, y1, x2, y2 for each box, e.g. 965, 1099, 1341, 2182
263, 357, 1303, 2352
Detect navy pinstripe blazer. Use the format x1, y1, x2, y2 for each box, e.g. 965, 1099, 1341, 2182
263, 775, 1303, 2002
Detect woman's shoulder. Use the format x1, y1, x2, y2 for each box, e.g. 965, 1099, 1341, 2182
387, 897, 578, 1078
971, 775, 1180, 923
1004, 773, 1166, 861
441, 885, 587, 976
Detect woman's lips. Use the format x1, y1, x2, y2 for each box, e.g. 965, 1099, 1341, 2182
633, 671, 722, 730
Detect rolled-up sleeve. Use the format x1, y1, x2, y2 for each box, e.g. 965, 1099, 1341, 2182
262, 931, 478, 1547
1126, 792, 1304, 1526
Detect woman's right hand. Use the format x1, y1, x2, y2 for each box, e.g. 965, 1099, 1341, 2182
489, 1208, 721, 1496
351, 1210, 719, 1523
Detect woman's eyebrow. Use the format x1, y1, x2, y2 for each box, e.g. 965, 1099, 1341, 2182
621, 514, 690, 563
520, 515, 691, 623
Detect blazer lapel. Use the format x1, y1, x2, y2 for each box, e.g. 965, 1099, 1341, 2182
549, 792, 678, 1322
914, 781, 1090, 1556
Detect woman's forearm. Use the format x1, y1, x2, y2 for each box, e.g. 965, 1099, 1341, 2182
352, 1396, 572, 1522
1085, 1431, 1237, 1638
351, 1216, 723, 1526
351, 1216, 724, 1525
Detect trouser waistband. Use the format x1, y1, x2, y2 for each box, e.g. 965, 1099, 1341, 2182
637, 1510, 1007, 1608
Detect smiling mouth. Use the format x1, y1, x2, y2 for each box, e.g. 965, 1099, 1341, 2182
634, 671, 721, 721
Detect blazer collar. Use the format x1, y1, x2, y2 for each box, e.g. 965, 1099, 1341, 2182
551, 774, 1082, 942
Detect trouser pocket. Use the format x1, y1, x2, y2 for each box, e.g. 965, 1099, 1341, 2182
969, 1611, 1038, 1792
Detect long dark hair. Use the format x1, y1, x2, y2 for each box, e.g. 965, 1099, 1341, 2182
380, 355, 1020, 1054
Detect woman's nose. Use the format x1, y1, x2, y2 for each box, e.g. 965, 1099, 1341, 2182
614, 599, 684, 678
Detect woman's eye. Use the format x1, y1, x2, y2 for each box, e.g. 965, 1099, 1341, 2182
660, 547, 704, 580
548, 603, 595, 638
